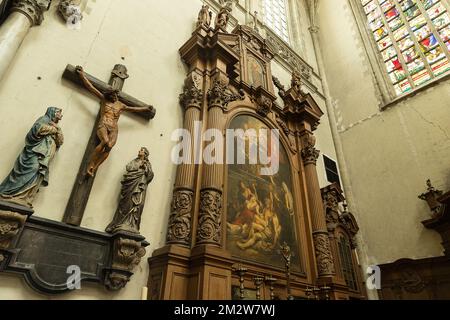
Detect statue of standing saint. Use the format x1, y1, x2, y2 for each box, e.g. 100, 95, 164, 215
215, 6, 230, 32
106, 147, 154, 234
196, 5, 212, 28
0, 107, 64, 208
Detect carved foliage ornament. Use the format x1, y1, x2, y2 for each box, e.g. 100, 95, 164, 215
167, 189, 194, 245
10, 0, 51, 26
301, 134, 320, 165
313, 233, 336, 276
207, 79, 245, 111
0, 211, 27, 250
180, 82, 203, 110
301, 146, 320, 165
197, 189, 222, 245
106, 237, 146, 291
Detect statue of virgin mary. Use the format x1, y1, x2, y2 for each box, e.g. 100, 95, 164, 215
0, 107, 64, 208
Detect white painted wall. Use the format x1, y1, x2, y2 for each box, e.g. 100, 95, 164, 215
0, 0, 339, 299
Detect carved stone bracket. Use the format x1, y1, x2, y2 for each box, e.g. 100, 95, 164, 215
207, 79, 245, 111
313, 232, 336, 276
196, 188, 223, 246
167, 188, 194, 246
58, 0, 83, 23
0, 201, 33, 266
105, 235, 148, 291
10, 0, 51, 26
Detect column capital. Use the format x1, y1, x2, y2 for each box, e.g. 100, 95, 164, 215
179, 74, 204, 111
301, 145, 320, 165
300, 133, 320, 165
10, 0, 51, 26
207, 77, 245, 111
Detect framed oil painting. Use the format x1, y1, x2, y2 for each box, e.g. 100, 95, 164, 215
226, 115, 301, 271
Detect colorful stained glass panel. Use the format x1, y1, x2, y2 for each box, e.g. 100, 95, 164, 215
431, 58, 450, 75
362, 0, 450, 96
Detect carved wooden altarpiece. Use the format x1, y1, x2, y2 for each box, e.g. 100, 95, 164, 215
147, 18, 366, 300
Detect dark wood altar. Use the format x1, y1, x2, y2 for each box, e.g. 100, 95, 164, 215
147, 14, 366, 300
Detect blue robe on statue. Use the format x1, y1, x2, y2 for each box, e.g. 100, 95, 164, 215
0, 107, 63, 206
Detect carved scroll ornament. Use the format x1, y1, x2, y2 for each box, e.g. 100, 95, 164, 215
196, 189, 222, 245
313, 233, 336, 276
167, 189, 194, 245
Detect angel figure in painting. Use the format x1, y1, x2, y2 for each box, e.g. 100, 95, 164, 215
0, 107, 64, 208
106, 147, 154, 234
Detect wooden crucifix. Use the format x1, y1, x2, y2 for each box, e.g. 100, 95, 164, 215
62, 64, 156, 226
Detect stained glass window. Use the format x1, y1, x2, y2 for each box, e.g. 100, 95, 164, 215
361, 0, 450, 95
262, 0, 290, 43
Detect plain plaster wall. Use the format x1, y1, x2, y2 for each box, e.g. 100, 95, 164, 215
317, 0, 450, 268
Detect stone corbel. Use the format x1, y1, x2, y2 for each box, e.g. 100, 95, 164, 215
58, 0, 83, 24
0, 201, 33, 268
105, 235, 148, 291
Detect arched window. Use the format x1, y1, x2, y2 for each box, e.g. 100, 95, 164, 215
338, 235, 358, 291
261, 0, 290, 43
359, 0, 450, 96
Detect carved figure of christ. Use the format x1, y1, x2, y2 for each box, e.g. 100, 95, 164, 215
75, 66, 153, 177
62, 64, 155, 226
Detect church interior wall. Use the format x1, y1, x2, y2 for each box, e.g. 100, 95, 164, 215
0, 0, 349, 299
316, 0, 450, 267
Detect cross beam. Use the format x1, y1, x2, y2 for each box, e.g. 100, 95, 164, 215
62, 64, 155, 226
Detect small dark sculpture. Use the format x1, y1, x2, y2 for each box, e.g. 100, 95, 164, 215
291, 69, 305, 96
215, 6, 230, 32
106, 147, 154, 234
0, 107, 64, 207
196, 5, 212, 28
